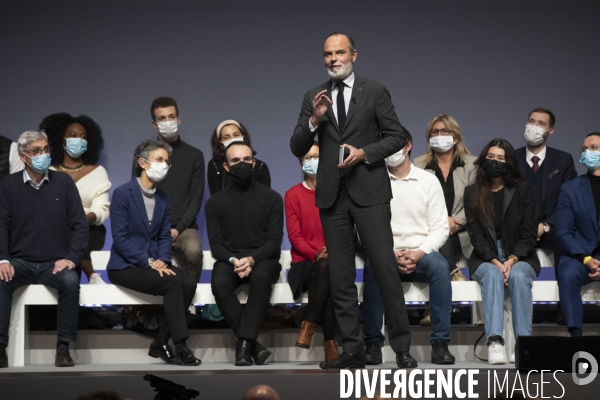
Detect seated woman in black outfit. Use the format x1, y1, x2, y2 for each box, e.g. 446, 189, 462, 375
107, 139, 201, 366
207, 119, 271, 195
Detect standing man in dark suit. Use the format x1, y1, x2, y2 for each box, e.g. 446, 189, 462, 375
515, 108, 577, 275
291, 32, 413, 369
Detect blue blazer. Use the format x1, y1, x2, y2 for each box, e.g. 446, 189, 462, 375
107, 178, 172, 270
556, 174, 600, 259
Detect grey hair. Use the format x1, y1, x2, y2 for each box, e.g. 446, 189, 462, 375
17, 131, 48, 153
133, 139, 172, 177
327, 32, 356, 52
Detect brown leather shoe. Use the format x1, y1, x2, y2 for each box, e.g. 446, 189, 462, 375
55, 344, 74, 367
295, 321, 315, 349
419, 305, 432, 326
324, 340, 340, 362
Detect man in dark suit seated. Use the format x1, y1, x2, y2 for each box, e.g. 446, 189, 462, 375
515, 108, 577, 275
291, 32, 413, 369
0, 130, 88, 368
206, 142, 283, 367
556, 132, 600, 337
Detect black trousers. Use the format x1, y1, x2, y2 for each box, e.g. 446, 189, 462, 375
320, 182, 411, 354
107, 266, 197, 343
211, 259, 281, 340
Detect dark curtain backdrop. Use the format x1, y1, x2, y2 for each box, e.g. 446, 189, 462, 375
1, 0, 597, 251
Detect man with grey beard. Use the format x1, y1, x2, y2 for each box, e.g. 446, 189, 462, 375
291, 32, 414, 369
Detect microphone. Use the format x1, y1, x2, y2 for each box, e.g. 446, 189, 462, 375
351, 97, 356, 104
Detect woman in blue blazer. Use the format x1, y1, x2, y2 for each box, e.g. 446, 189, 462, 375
107, 139, 200, 366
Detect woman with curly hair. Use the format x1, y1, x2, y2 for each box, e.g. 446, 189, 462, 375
207, 119, 271, 195
39, 113, 111, 284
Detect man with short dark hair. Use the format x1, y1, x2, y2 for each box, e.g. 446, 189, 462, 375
291, 32, 413, 369
206, 142, 283, 366
0, 131, 88, 368
145, 97, 205, 284
556, 132, 600, 337
515, 108, 576, 275
0, 134, 24, 180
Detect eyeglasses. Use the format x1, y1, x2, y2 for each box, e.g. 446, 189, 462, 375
145, 157, 171, 168
22, 146, 51, 156
430, 129, 452, 136
302, 154, 319, 162
580, 145, 600, 154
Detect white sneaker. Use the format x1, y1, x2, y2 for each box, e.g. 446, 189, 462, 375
488, 341, 507, 365
509, 352, 515, 363
89, 273, 107, 285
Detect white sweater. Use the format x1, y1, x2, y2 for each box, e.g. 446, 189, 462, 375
50, 166, 111, 225
389, 163, 449, 254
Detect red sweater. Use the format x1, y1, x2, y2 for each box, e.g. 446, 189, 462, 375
284, 183, 325, 263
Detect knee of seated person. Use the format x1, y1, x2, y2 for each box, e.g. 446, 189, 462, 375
426, 253, 451, 276
57, 269, 80, 289
507, 266, 532, 285
315, 258, 330, 272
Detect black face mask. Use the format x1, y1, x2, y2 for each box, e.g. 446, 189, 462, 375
228, 161, 254, 184
483, 159, 507, 178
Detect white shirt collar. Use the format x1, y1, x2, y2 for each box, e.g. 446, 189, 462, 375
388, 162, 417, 181
526, 145, 547, 166
331, 72, 355, 90
22, 169, 49, 189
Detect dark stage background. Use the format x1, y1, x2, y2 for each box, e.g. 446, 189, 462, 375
1, 0, 598, 251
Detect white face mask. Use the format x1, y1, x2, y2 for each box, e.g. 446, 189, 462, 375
386, 149, 406, 167
145, 161, 169, 182
156, 120, 178, 139
221, 137, 244, 148
524, 124, 548, 146
429, 136, 455, 153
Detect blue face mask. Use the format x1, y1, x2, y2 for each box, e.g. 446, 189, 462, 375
64, 138, 88, 158
24, 153, 51, 174
302, 159, 318, 177
580, 150, 600, 171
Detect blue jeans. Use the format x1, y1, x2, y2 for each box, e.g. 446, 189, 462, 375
0, 258, 80, 345
471, 240, 536, 343
557, 255, 593, 331
363, 252, 452, 346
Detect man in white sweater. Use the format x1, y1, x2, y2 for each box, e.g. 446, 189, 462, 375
362, 132, 455, 365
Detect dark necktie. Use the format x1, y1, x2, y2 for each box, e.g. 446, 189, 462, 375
532, 156, 540, 174
336, 81, 346, 133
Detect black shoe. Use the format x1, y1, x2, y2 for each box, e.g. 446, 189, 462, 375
320, 351, 365, 369
430, 340, 455, 365
55, 344, 75, 367
235, 339, 253, 366
0, 347, 7, 368
148, 343, 175, 364
396, 351, 418, 368
251, 341, 271, 366
364, 343, 382, 365
174, 348, 201, 366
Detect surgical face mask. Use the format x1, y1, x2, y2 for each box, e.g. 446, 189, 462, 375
430, 136, 455, 153
228, 161, 254, 184
144, 161, 169, 182
524, 124, 548, 146
221, 137, 244, 149
64, 138, 88, 158
386, 149, 406, 167
24, 153, 51, 174
580, 150, 600, 171
302, 159, 318, 177
156, 120, 178, 139
482, 159, 507, 178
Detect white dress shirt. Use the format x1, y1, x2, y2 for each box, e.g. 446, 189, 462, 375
389, 163, 449, 254
526, 145, 547, 168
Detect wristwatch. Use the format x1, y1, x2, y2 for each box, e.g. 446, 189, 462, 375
543, 223, 550, 233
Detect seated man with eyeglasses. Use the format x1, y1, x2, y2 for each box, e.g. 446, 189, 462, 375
206, 141, 283, 366
556, 132, 600, 338
0, 131, 89, 368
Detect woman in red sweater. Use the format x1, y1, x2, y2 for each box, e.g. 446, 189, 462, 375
285, 141, 339, 362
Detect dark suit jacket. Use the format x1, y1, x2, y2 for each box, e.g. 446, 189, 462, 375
107, 178, 172, 270
465, 181, 541, 276
291, 74, 408, 208
515, 146, 577, 226
556, 174, 600, 259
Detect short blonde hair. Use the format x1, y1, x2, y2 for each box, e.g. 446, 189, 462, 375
422, 114, 470, 165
